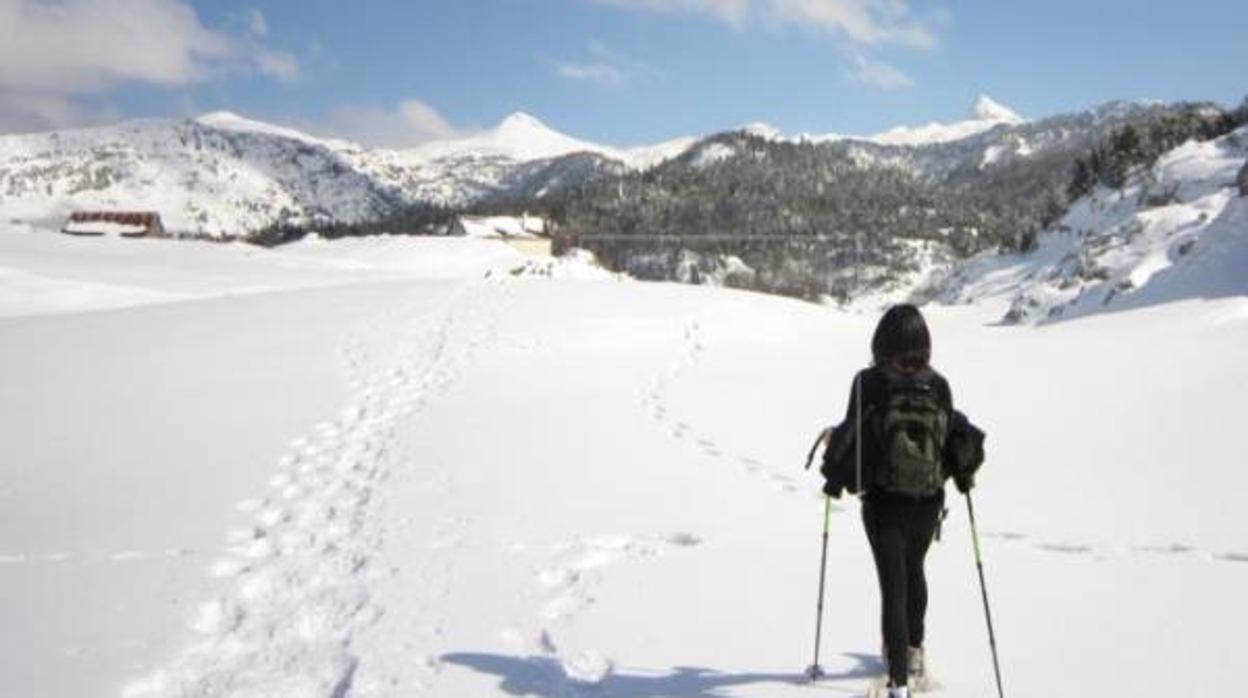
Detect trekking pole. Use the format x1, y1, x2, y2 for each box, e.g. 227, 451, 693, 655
966, 492, 1005, 698
805, 495, 833, 681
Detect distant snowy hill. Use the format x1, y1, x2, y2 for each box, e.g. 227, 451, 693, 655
855, 94, 1026, 147
938, 124, 1248, 323
0, 112, 680, 237
0, 117, 401, 238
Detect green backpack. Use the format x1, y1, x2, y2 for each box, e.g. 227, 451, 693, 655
873, 374, 949, 497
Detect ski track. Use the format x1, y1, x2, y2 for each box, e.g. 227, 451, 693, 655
123, 277, 513, 698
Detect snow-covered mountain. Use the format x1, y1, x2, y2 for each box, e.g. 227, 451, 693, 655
0, 96, 1233, 241
938, 123, 1248, 323
854, 94, 1026, 147
0, 117, 402, 238
0, 111, 681, 236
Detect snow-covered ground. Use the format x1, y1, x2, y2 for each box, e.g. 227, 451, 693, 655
2, 223, 1246, 698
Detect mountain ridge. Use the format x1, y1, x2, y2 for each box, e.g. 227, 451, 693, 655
0, 96, 1235, 241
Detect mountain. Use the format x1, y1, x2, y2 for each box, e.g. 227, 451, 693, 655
407, 112, 616, 162
0, 96, 1239, 249
552, 99, 1241, 302
858, 94, 1026, 147
0, 112, 659, 235
0, 117, 401, 238
939, 123, 1248, 323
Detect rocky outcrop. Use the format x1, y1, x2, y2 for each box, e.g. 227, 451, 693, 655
1238, 160, 1248, 196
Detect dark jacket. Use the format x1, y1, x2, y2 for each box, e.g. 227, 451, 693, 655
821, 365, 954, 502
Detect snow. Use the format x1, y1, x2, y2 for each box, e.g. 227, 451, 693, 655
194, 111, 360, 152
620, 136, 700, 171
740, 122, 784, 141
2, 198, 1247, 698
62, 220, 150, 236
941, 125, 1248, 323
804, 95, 1026, 148
689, 142, 737, 169
970, 95, 1025, 124
869, 94, 1025, 146
0, 223, 525, 317
455, 215, 546, 239
404, 112, 695, 172
0, 116, 397, 237
408, 112, 619, 164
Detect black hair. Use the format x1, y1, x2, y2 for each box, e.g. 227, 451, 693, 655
871, 303, 931, 367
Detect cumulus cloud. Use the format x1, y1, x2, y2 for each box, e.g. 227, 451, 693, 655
324, 99, 463, 148
0, 0, 300, 132
843, 53, 914, 90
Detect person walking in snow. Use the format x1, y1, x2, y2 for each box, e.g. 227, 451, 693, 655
820, 303, 970, 698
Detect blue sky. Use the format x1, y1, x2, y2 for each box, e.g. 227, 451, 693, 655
1, 0, 1244, 146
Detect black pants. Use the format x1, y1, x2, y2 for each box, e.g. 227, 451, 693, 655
862, 493, 943, 687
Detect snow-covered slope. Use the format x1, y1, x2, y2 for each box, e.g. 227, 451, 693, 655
0, 112, 694, 234
939, 125, 1248, 323
2, 225, 1247, 698
0, 118, 400, 237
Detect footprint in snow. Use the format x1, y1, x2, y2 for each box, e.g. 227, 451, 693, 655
983, 531, 1028, 541
1131, 543, 1196, 555
1036, 543, 1093, 555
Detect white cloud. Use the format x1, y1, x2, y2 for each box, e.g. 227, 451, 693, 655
557, 62, 627, 86
587, 0, 936, 89
767, 0, 936, 49
0, 0, 300, 131
324, 99, 463, 148
591, 0, 939, 49
554, 41, 647, 87
593, 0, 751, 27
843, 53, 913, 90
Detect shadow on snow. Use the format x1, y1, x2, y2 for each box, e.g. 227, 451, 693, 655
441, 651, 883, 697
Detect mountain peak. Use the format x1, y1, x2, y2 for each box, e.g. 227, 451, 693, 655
498, 111, 547, 129
971, 95, 1024, 123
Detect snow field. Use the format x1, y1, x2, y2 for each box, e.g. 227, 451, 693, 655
1, 230, 1246, 697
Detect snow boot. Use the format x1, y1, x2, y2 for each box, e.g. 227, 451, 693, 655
907, 646, 925, 682
887, 684, 909, 698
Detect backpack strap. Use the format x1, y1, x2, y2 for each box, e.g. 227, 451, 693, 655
855, 370, 863, 494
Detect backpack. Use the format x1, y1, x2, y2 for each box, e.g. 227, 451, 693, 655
872, 371, 949, 497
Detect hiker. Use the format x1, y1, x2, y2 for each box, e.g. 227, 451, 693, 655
821, 303, 972, 698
